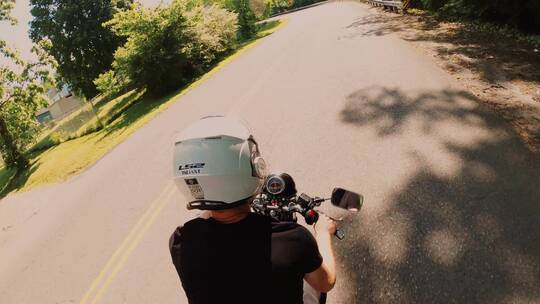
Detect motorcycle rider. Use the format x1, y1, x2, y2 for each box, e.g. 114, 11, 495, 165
169, 116, 337, 304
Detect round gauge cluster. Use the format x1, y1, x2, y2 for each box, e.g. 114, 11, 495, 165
265, 175, 286, 195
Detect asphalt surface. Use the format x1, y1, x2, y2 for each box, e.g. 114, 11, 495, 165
1, 2, 539, 303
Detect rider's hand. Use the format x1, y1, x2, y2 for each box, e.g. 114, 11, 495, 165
314, 214, 336, 235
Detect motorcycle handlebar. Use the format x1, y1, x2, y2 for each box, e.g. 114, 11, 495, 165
252, 194, 346, 240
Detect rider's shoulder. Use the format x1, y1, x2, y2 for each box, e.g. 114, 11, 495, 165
169, 218, 208, 246
272, 222, 316, 251
172, 218, 210, 236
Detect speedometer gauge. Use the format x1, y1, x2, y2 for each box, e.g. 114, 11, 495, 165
265, 175, 286, 195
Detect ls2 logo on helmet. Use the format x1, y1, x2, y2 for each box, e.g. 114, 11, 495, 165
178, 163, 205, 175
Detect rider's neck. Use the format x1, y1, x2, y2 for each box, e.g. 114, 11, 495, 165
211, 203, 251, 224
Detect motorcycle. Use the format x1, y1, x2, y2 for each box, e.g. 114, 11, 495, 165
251, 172, 363, 304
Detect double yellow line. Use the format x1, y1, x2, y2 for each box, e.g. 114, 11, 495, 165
79, 182, 176, 304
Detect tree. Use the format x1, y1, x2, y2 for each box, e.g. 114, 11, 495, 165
94, 70, 124, 97
29, 0, 132, 99
0, 0, 16, 25
183, 4, 238, 67
103, 1, 237, 96
229, 0, 257, 39
105, 3, 193, 96
191, 0, 257, 40
1, 4, 57, 169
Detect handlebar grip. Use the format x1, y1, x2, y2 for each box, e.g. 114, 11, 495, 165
334, 229, 345, 240
305, 209, 319, 225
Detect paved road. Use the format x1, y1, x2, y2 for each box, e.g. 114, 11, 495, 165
1, 2, 539, 303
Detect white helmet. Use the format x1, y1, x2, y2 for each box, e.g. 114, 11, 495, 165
173, 115, 267, 210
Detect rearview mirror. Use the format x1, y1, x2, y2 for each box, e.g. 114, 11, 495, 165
331, 188, 363, 212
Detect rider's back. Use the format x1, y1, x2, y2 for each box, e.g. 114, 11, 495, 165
169, 213, 322, 304
170, 213, 272, 304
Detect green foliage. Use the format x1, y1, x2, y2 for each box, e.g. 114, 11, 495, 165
291, 0, 316, 9
218, 0, 258, 38
94, 70, 125, 97
0, 0, 16, 24
417, 0, 446, 10
249, 0, 267, 18
412, 0, 540, 34
29, 0, 133, 99
184, 4, 238, 66
105, 3, 193, 95
233, 0, 257, 39
0, 40, 57, 169
265, 0, 292, 16
264, 0, 319, 17
103, 1, 237, 96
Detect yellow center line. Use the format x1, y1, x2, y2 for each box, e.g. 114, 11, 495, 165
79, 182, 175, 304
90, 188, 175, 304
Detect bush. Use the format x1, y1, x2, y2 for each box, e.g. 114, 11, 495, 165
233, 0, 258, 40
265, 0, 292, 15
184, 4, 238, 67
249, 0, 267, 18
264, 0, 319, 17
103, 1, 238, 96
93, 70, 125, 97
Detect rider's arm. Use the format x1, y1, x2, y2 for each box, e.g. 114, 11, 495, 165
304, 215, 337, 293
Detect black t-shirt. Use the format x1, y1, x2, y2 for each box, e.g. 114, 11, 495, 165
271, 220, 323, 303
169, 213, 322, 304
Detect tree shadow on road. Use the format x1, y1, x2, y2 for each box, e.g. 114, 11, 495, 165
336, 86, 540, 303
341, 88, 490, 136
345, 11, 411, 37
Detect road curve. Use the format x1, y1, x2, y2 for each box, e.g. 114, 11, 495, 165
1, 2, 539, 303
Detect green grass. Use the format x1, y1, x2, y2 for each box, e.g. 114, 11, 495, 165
257, 20, 282, 35
31, 89, 145, 152
0, 19, 286, 197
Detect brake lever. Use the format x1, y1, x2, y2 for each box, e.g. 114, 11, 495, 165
317, 210, 343, 222
315, 210, 345, 240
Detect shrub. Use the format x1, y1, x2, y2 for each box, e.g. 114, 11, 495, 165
264, 0, 320, 17
104, 1, 238, 96
249, 0, 267, 18
232, 0, 257, 40
184, 4, 238, 68
265, 0, 293, 15
93, 70, 125, 97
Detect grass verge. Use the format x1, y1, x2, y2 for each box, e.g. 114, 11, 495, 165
31, 89, 145, 152
0, 19, 286, 197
